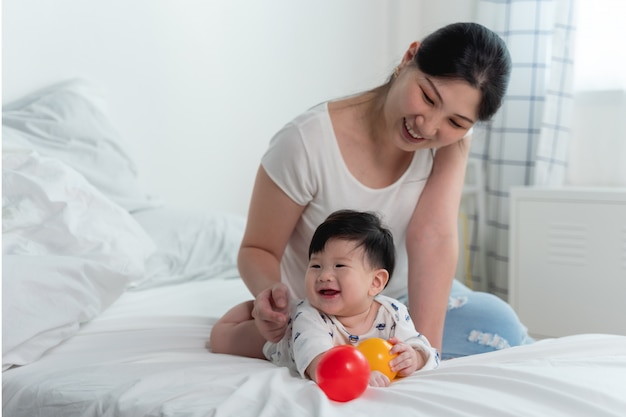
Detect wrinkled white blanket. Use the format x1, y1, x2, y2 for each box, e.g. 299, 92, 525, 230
4, 279, 626, 417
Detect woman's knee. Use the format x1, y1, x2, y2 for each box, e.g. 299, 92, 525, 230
443, 290, 530, 358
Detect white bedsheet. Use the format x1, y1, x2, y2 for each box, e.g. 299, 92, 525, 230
3, 279, 626, 417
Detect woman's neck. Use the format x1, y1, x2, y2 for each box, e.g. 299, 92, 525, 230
345, 90, 388, 143
329, 90, 414, 189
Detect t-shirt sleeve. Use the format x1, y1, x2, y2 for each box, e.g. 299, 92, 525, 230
261, 122, 316, 206
291, 301, 335, 378
389, 300, 440, 370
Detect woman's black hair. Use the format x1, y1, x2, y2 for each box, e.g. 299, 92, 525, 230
415, 22, 511, 121
308, 210, 396, 283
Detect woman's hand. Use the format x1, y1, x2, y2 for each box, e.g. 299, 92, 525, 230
388, 337, 424, 377
252, 282, 291, 342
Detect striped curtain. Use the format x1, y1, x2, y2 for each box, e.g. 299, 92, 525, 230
463, 0, 578, 299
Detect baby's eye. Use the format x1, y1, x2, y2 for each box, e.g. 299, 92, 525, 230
310, 264, 321, 269
335, 264, 346, 268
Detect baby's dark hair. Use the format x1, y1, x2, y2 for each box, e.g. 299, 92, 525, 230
308, 210, 396, 282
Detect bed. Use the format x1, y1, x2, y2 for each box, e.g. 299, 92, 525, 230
3, 80, 626, 417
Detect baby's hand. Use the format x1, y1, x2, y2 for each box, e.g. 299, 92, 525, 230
369, 370, 391, 387
388, 337, 424, 377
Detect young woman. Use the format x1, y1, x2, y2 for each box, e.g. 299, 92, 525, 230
233, 22, 531, 359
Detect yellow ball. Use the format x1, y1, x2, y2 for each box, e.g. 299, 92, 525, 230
356, 338, 398, 381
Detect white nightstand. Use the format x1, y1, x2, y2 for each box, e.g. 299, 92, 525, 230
508, 186, 626, 338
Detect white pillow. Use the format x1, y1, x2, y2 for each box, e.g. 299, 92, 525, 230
2, 150, 156, 370
2, 256, 131, 371
2, 78, 161, 212
131, 207, 245, 290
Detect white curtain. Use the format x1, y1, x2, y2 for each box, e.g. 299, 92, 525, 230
464, 0, 578, 299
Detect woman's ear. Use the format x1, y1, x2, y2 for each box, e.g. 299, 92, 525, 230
400, 41, 421, 67
369, 269, 389, 296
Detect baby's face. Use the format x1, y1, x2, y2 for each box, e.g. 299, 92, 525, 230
304, 238, 379, 318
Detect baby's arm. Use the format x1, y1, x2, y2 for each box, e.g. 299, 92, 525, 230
304, 354, 325, 383
389, 300, 440, 374
291, 301, 336, 380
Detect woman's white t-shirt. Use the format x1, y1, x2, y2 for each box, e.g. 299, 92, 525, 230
261, 102, 434, 300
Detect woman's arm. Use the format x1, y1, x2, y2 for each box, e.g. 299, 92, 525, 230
238, 165, 305, 296
238, 165, 305, 341
406, 138, 470, 352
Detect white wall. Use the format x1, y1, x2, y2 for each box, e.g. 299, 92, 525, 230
2, 0, 406, 214
2, 0, 480, 215
10, 0, 620, 215
417, 0, 477, 37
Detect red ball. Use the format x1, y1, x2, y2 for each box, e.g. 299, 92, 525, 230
315, 345, 370, 402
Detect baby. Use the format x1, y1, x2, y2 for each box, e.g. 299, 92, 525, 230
210, 209, 438, 387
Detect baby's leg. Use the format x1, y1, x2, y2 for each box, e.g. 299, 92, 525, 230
209, 300, 267, 359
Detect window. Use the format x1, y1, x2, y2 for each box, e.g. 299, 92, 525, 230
573, 0, 626, 91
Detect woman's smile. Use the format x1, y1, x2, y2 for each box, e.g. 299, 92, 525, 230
402, 117, 426, 144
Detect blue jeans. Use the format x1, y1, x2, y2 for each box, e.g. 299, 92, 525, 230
399, 280, 533, 360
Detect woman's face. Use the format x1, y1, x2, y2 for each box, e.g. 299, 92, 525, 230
384, 52, 481, 152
